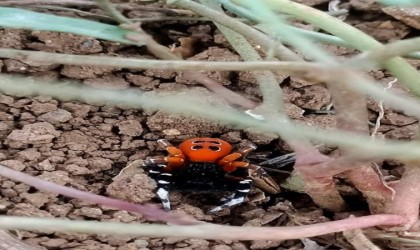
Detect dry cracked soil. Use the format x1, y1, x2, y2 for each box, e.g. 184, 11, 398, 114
0, 0, 419, 249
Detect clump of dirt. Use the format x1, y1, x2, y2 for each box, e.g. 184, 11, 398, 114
0, 0, 418, 249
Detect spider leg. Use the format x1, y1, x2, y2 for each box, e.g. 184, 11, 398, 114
157, 139, 185, 170
145, 139, 187, 211
219, 192, 235, 202
218, 142, 256, 172
225, 161, 281, 194
209, 179, 252, 213
156, 171, 172, 211
147, 164, 173, 211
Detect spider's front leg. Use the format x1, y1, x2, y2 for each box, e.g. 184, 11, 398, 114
145, 139, 185, 171
144, 139, 185, 211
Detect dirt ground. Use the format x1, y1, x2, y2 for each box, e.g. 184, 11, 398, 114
0, 0, 419, 249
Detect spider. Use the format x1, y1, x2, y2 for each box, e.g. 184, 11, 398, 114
144, 137, 281, 213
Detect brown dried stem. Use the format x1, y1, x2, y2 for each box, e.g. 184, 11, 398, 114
385, 163, 420, 230
328, 74, 392, 213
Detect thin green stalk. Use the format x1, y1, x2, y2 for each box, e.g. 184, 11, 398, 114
0, 0, 95, 7
253, 0, 420, 96
3, 74, 420, 161
348, 37, 420, 68
235, 0, 335, 63
0, 48, 321, 72
1, 48, 419, 123
131, 16, 213, 22
219, 0, 420, 60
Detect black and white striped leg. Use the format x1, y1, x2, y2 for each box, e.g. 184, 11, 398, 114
148, 164, 173, 211
209, 179, 252, 213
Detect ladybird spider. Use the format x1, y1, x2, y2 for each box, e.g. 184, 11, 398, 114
144, 138, 280, 213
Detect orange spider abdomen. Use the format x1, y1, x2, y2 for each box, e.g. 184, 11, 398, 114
179, 138, 232, 163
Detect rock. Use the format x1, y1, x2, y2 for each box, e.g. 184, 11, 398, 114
175, 204, 213, 221
20, 192, 50, 208
147, 111, 228, 138
65, 164, 92, 175
382, 112, 417, 126
106, 167, 156, 203
7, 203, 53, 217
125, 73, 160, 91
354, 20, 410, 42
40, 238, 69, 248
58, 131, 99, 152
350, 0, 382, 11
72, 207, 103, 218
0, 160, 26, 171
84, 74, 130, 89
211, 245, 232, 250
292, 85, 331, 110
17, 149, 41, 161
250, 240, 282, 249
88, 158, 113, 172
27, 31, 103, 54
7, 122, 61, 144
0, 95, 14, 105
61, 65, 115, 79
38, 109, 73, 123
244, 129, 278, 145
29, 102, 57, 115
116, 120, 143, 136
383, 6, 420, 30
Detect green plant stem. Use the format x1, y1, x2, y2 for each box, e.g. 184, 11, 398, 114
237, 1, 339, 63
0, 48, 319, 72
1, 48, 420, 122
3, 74, 420, 161
131, 16, 213, 22
0, 215, 406, 240
347, 37, 420, 68
378, 0, 420, 6
219, 0, 420, 60
167, 0, 302, 61
251, 0, 420, 96
0, 0, 94, 6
